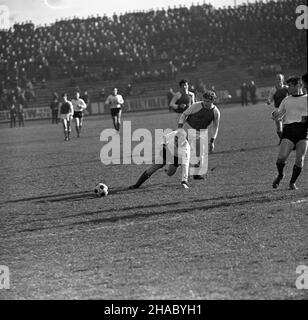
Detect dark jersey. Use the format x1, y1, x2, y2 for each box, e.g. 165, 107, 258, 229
174, 92, 194, 113
273, 87, 288, 108
187, 106, 215, 130
60, 102, 71, 114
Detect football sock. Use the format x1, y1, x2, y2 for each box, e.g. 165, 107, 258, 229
276, 161, 285, 178
290, 165, 302, 184
134, 171, 150, 188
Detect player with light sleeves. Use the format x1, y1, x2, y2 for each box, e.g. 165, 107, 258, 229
178, 90, 220, 180
271, 75, 308, 190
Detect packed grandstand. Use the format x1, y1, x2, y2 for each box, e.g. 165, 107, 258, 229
0, 0, 306, 111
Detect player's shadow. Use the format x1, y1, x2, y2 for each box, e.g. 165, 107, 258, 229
17, 190, 296, 234
213, 144, 277, 155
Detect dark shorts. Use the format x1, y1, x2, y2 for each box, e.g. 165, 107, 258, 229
162, 144, 179, 166
111, 108, 121, 117
73, 111, 83, 119
282, 122, 308, 145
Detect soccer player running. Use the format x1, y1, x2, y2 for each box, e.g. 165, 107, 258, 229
105, 87, 124, 132
178, 90, 220, 180
58, 93, 74, 141
129, 129, 191, 189
169, 79, 195, 116
267, 73, 289, 140
71, 90, 87, 137
272, 75, 308, 190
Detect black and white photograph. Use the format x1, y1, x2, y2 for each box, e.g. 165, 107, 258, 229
0, 0, 307, 304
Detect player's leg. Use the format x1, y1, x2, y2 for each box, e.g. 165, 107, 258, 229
117, 109, 122, 131
67, 118, 71, 140
191, 132, 207, 179
62, 118, 68, 140
129, 164, 165, 189
75, 116, 80, 137
111, 110, 117, 131
129, 145, 166, 189
180, 143, 191, 188
289, 139, 308, 190
273, 138, 294, 188
79, 114, 83, 135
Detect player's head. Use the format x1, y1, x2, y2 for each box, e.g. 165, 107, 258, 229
302, 73, 308, 90
112, 87, 118, 95
74, 91, 80, 99
61, 92, 68, 101
275, 73, 284, 87
286, 76, 303, 95
202, 90, 217, 106
179, 79, 189, 90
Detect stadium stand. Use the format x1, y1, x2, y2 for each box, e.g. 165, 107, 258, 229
0, 0, 306, 110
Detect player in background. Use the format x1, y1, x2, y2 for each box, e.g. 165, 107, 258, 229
267, 73, 289, 140
58, 93, 74, 141
271, 75, 308, 190
9, 100, 17, 128
178, 90, 220, 180
169, 79, 195, 118
17, 103, 24, 127
105, 87, 124, 131
71, 91, 87, 137
129, 129, 191, 189
50, 92, 60, 124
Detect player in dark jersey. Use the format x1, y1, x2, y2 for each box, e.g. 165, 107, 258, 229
169, 79, 195, 114
178, 90, 220, 180
58, 93, 74, 141
267, 74, 289, 140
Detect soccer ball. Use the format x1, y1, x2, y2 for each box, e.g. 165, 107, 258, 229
94, 183, 108, 197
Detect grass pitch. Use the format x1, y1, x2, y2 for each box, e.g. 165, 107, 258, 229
0, 103, 307, 299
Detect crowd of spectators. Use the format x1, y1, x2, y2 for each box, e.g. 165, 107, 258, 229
0, 0, 306, 110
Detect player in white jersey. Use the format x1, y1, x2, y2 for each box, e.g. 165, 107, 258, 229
71, 91, 87, 137
271, 75, 308, 190
129, 129, 191, 189
58, 93, 74, 141
178, 90, 220, 180
105, 87, 124, 131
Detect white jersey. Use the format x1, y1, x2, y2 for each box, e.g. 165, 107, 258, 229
275, 94, 308, 125
105, 94, 124, 109
71, 98, 87, 112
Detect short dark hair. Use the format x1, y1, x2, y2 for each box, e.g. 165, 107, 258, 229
302, 73, 308, 85
203, 90, 217, 101
286, 76, 302, 86
179, 79, 189, 87
61, 92, 67, 97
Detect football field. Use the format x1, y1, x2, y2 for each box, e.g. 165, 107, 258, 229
0, 103, 307, 300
